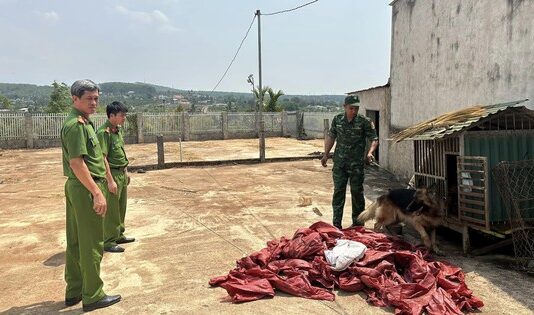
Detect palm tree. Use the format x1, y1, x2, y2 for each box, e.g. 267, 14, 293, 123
266, 88, 284, 112
252, 86, 269, 112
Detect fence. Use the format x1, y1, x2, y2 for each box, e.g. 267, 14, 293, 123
0, 111, 340, 149
493, 160, 534, 273
303, 112, 338, 138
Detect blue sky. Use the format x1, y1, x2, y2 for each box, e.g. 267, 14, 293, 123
0, 0, 391, 94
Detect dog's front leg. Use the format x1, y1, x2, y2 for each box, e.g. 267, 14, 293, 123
430, 229, 443, 255
412, 222, 432, 249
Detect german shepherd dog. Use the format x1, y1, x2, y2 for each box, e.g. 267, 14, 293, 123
357, 184, 445, 253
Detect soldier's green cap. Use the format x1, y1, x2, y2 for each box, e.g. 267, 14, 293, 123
344, 95, 360, 106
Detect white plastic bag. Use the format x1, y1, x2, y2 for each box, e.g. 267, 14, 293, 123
324, 239, 367, 271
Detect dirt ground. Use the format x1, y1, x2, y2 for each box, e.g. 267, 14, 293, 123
1, 138, 533, 314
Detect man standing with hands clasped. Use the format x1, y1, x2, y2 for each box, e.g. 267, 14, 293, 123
97, 101, 135, 253
61, 79, 121, 311
321, 95, 378, 229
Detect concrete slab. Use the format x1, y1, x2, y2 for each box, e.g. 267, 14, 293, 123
0, 139, 532, 314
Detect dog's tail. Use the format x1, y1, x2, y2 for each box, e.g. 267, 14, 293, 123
357, 201, 378, 223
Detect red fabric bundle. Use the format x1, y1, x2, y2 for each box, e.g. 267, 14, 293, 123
209, 221, 483, 314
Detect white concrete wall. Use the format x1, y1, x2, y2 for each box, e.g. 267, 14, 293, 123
389, 0, 534, 179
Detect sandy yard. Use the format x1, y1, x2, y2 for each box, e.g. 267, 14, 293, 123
0, 138, 533, 314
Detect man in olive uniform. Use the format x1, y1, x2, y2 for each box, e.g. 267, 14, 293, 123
97, 101, 135, 253
61, 79, 121, 311
321, 95, 378, 229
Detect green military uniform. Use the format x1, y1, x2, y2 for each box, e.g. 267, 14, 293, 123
97, 121, 129, 249
329, 112, 378, 227
61, 108, 107, 305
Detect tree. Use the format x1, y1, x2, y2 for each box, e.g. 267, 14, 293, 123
0, 94, 12, 110
252, 86, 269, 111
265, 88, 284, 112
46, 81, 71, 113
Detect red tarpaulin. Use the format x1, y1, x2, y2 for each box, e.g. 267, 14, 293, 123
209, 221, 483, 315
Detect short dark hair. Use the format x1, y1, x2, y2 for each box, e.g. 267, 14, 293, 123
106, 101, 128, 118
71, 79, 100, 97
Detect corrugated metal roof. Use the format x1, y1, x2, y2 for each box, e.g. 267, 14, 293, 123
402, 99, 530, 141
347, 82, 390, 95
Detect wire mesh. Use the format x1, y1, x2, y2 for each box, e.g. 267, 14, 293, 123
493, 159, 534, 273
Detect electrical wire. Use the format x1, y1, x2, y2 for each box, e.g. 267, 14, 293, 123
211, 0, 319, 91
211, 14, 256, 92
262, 0, 319, 16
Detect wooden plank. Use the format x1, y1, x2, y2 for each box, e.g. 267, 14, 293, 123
459, 170, 485, 174
458, 184, 485, 190
421, 141, 428, 174
431, 142, 435, 176
414, 140, 418, 172
435, 141, 440, 177
426, 141, 431, 175
460, 215, 486, 225
458, 198, 486, 209
462, 225, 470, 255
459, 204, 485, 211
458, 206, 486, 215
418, 141, 422, 173
483, 157, 490, 230
415, 141, 419, 172
471, 238, 514, 256
460, 158, 486, 162
458, 203, 490, 216
440, 142, 445, 176
458, 162, 485, 168
439, 142, 444, 177
460, 156, 486, 161
458, 191, 485, 198
414, 172, 446, 180
457, 155, 462, 220
459, 134, 465, 155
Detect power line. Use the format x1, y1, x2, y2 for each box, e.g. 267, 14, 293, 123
211, 1, 318, 92
262, 0, 319, 16
211, 14, 256, 92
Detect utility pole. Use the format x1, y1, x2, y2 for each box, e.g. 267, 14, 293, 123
256, 9, 266, 162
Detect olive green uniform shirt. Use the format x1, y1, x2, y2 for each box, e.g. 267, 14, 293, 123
61, 108, 106, 179
96, 120, 129, 168
329, 113, 378, 169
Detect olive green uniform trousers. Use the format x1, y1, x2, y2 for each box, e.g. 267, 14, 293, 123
332, 164, 365, 227
64, 178, 107, 305
104, 169, 128, 248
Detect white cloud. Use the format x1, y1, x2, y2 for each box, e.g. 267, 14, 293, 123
42, 11, 59, 22
158, 24, 181, 33
115, 5, 180, 32
152, 10, 169, 23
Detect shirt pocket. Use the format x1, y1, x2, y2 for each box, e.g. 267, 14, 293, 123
89, 135, 99, 147
348, 126, 363, 140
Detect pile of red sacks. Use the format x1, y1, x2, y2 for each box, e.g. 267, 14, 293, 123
209, 221, 484, 314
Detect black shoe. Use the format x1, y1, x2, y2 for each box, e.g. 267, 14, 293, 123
350, 223, 364, 228
82, 294, 121, 312
104, 245, 125, 253
65, 296, 82, 307
116, 236, 135, 244
333, 224, 342, 229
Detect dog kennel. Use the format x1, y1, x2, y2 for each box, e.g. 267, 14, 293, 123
393, 99, 534, 253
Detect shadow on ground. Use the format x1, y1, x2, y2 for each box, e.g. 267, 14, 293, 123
2, 301, 82, 315
43, 252, 65, 267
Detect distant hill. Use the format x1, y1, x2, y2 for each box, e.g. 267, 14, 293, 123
0, 81, 345, 112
